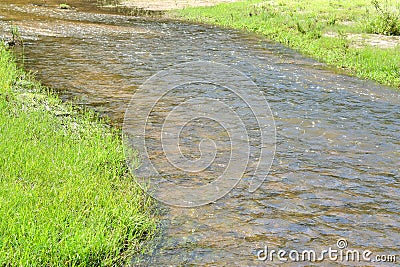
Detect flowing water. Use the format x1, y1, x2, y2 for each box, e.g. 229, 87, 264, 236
1, 1, 399, 266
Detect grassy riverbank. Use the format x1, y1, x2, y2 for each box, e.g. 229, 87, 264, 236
0, 45, 155, 266
175, 0, 400, 88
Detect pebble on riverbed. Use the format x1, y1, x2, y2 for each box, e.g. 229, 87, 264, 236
6, 39, 23, 47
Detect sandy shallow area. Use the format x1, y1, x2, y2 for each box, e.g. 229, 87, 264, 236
324, 32, 400, 49
119, 0, 240, 11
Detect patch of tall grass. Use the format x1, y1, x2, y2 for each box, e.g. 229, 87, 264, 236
0, 44, 156, 266
365, 0, 400, 35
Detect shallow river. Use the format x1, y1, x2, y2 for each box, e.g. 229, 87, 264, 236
1, 0, 399, 266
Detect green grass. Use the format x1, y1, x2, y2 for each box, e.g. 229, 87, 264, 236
59, 3, 72, 9
0, 45, 156, 266
175, 0, 400, 88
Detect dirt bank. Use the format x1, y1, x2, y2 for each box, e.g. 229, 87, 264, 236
119, 0, 240, 11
